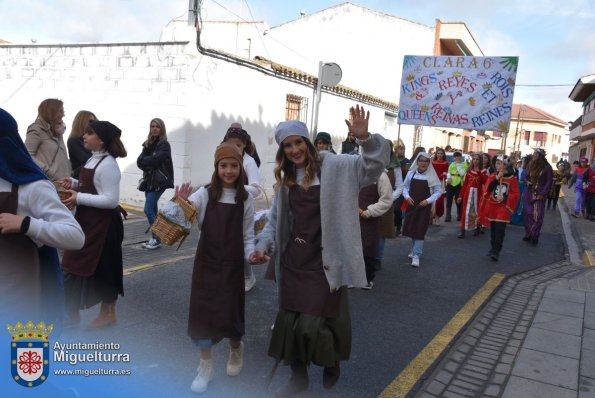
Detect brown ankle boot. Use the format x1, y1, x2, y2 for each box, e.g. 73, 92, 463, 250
275, 361, 308, 397
87, 302, 116, 329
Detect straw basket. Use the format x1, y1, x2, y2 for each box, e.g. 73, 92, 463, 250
58, 190, 72, 201
253, 185, 270, 235
150, 196, 197, 250
254, 214, 267, 235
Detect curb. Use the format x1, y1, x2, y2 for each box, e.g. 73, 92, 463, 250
120, 203, 144, 213
584, 250, 595, 267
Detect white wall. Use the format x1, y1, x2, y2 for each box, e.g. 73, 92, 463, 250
0, 31, 397, 205
0, 42, 195, 208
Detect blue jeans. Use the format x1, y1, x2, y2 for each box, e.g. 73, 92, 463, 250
411, 239, 424, 257
377, 238, 386, 261
145, 189, 165, 240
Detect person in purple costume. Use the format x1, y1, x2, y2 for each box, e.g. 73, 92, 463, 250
522, 148, 553, 245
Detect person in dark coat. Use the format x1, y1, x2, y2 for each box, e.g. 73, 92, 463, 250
67, 110, 97, 178
341, 131, 359, 154
137, 118, 174, 249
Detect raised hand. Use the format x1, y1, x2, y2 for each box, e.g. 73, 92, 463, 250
345, 104, 370, 141
175, 182, 193, 201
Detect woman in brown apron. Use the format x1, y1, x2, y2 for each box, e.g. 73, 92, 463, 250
0, 107, 84, 326
60, 121, 127, 329
402, 152, 443, 268
176, 143, 255, 394
251, 106, 391, 397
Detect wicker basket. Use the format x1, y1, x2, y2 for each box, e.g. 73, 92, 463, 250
150, 213, 190, 249
150, 195, 197, 250
172, 195, 197, 224
58, 190, 72, 201
254, 218, 266, 235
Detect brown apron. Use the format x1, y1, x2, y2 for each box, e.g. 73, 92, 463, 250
379, 170, 397, 239
280, 185, 341, 318
0, 183, 41, 317
188, 198, 245, 340
62, 156, 113, 276
359, 183, 380, 258
402, 175, 432, 240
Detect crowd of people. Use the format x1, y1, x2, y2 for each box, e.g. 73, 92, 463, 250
2, 98, 594, 397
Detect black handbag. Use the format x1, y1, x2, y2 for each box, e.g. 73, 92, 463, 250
138, 175, 148, 192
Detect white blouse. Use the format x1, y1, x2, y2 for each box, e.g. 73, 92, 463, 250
72, 151, 120, 209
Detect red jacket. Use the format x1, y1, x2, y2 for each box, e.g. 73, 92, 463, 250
482, 174, 520, 223
585, 168, 595, 193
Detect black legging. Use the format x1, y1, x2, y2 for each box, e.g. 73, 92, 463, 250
490, 221, 507, 254
445, 184, 462, 219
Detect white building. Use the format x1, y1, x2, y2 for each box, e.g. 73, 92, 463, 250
568, 74, 595, 162
0, 2, 485, 204
483, 104, 569, 164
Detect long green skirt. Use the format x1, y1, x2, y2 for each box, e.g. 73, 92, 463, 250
268, 287, 351, 367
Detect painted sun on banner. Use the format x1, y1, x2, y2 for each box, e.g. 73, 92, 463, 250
398, 56, 519, 132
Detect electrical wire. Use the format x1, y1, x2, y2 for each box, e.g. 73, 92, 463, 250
207, 0, 313, 63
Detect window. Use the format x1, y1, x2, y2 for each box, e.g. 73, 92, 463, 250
285, 94, 308, 123
492, 131, 502, 138
523, 131, 530, 145
534, 131, 547, 147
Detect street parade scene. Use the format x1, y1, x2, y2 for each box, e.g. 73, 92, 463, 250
0, 1, 594, 397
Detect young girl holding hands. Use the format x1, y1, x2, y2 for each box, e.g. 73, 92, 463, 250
175, 143, 255, 394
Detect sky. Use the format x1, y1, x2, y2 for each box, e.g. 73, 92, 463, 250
0, 0, 592, 124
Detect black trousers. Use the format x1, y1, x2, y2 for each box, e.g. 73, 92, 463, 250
364, 256, 378, 283
445, 184, 462, 219
586, 191, 595, 217
490, 221, 507, 254
547, 185, 562, 209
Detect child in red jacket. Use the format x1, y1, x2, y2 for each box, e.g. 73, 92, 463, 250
483, 156, 520, 261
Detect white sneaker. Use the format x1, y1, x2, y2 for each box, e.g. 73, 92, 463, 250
244, 273, 256, 292
226, 342, 244, 377
361, 281, 374, 290
407, 252, 413, 259
190, 358, 214, 393
411, 255, 420, 267
145, 238, 162, 250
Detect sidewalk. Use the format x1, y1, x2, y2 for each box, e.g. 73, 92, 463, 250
414, 185, 595, 397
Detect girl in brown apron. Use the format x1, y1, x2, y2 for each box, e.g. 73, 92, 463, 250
0, 108, 84, 326
402, 153, 443, 268
60, 121, 127, 329
175, 143, 255, 394
251, 106, 391, 397
358, 171, 393, 288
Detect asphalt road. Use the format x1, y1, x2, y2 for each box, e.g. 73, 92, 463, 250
57, 211, 565, 398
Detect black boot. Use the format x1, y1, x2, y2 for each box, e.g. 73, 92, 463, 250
457, 230, 465, 239
473, 227, 480, 237
323, 362, 341, 389
276, 362, 308, 397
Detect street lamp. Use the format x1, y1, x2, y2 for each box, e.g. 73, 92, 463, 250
310, 62, 342, 141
